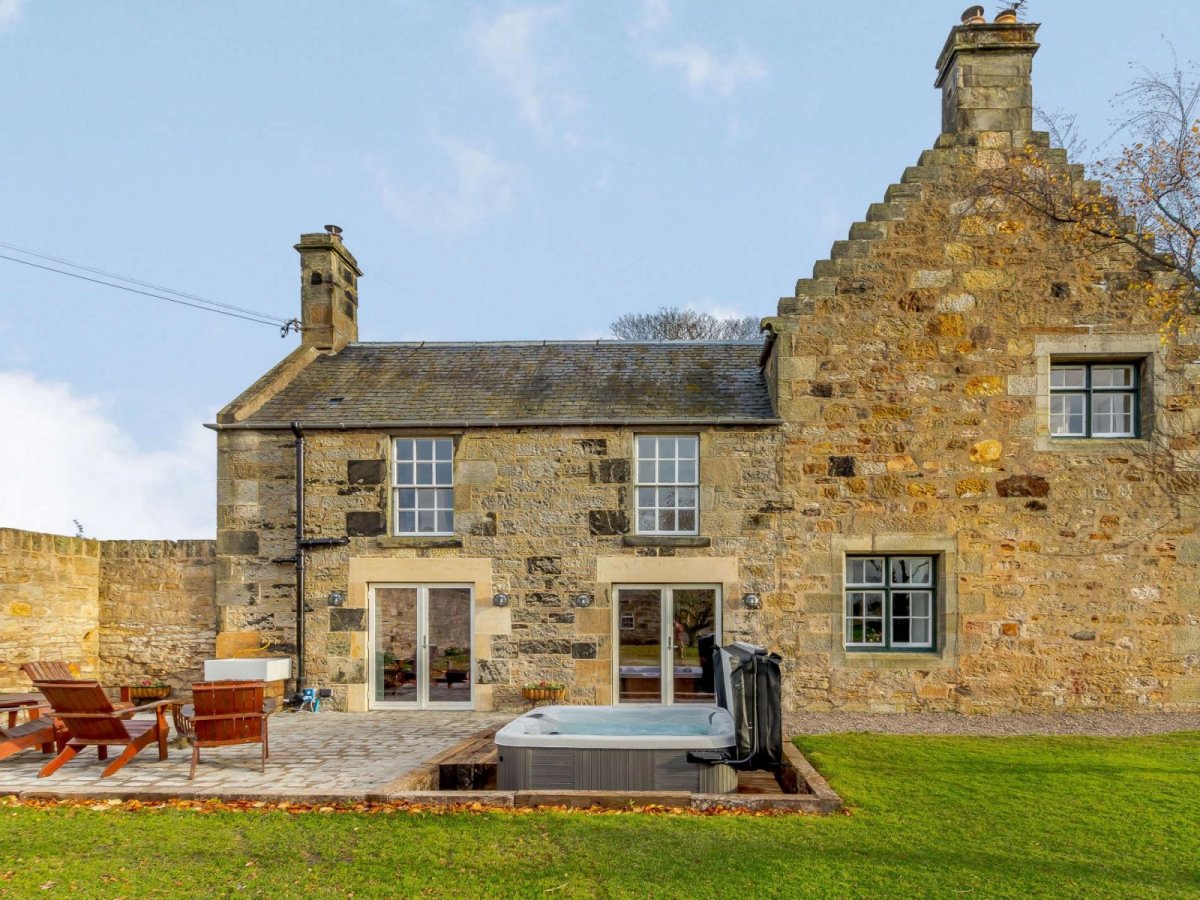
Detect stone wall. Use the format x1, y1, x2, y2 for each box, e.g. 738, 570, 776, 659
763, 126, 1200, 712
0, 529, 100, 690
215, 427, 782, 711
99, 540, 217, 691
0, 528, 216, 692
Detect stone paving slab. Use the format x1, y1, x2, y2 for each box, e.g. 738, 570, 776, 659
0, 711, 511, 801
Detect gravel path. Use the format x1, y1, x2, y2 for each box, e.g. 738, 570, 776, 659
786, 711, 1200, 737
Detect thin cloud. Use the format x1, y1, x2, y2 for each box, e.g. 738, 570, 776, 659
469, 5, 577, 140
375, 137, 516, 233
0, 372, 214, 540
651, 43, 766, 97
0, 0, 21, 31
637, 0, 671, 32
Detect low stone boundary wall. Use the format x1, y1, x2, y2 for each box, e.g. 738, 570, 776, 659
0, 528, 216, 692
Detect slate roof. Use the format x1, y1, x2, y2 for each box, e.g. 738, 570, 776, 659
233, 340, 778, 427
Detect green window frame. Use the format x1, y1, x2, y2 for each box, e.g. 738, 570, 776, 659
845, 555, 936, 651
1049, 362, 1140, 439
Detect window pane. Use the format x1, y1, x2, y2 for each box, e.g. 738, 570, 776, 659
658, 487, 676, 509
657, 437, 676, 458
677, 459, 697, 484
1094, 393, 1134, 436
1092, 365, 1133, 388
910, 618, 930, 645
678, 508, 696, 532
435, 462, 453, 485
849, 621, 864, 643
637, 487, 655, 510
892, 618, 911, 643
416, 439, 434, 461
416, 489, 434, 509
396, 463, 414, 485
847, 558, 884, 585
435, 488, 453, 510
398, 489, 416, 510
892, 592, 911, 617
658, 509, 675, 531
416, 462, 434, 484
864, 620, 884, 643
865, 594, 884, 617
417, 510, 435, 532
910, 593, 931, 617
891, 557, 933, 586
1051, 366, 1086, 388
433, 438, 454, 460
396, 440, 414, 461
637, 436, 656, 459
638, 510, 656, 531
436, 510, 453, 533
1050, 394, 1086, 436
677, 437, 698, 459
397, 510, 416, 533
677, 487, 697, 511
657, 460, 676, 484
638, 457, 656, 484
847, 593, 864, 617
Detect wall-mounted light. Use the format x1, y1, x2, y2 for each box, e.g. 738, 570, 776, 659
492, 592, 511, 608
742, 593, 762, 610
328, 590, 346, 607
572, 594, 593, 609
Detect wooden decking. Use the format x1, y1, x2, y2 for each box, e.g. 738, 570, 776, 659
412, 734, 816, 801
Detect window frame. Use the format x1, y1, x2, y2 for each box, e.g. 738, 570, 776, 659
391, 437, 455, 536
844, 555, 937, 652
1049, 361, 1140, 439
634, 434, 700, 536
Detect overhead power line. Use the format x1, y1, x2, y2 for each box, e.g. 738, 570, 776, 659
0, 241, 300, 336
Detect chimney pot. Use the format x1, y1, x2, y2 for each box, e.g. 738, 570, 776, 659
961, 6, 985, 25
995, 8, 1019, 24
324, 224, 343, 237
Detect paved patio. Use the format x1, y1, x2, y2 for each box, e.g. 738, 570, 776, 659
0, 710, 512, 802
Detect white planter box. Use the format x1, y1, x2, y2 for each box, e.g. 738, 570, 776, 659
203, 658, 292, 682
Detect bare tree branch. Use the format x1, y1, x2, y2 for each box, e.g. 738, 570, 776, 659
609, 307, 761, 340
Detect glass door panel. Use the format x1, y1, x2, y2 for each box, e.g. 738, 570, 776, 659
370, 584, 473, 709
426, 587, 473, 705
373, 587, 418, 705
671, 588, 718, 704
617, 588, 664, 703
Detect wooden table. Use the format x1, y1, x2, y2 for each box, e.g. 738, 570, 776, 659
0, 692, 43, 728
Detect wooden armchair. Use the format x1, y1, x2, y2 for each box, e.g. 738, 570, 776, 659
186, 680, 271, 779
21, 662, 134, 714
0, 707, 65, 762
34, 680, 170, 778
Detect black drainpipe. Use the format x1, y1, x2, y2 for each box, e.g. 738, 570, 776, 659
284, 421, 349, 701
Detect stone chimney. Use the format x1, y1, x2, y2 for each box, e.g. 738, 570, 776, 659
295, 225, 363, 353
935, 9, 1039, 135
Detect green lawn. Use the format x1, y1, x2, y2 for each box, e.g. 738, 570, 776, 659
1, 732, 1198, 898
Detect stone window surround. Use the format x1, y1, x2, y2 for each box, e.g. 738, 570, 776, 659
829, 535, 959, 670
1033, 334, 1164, 453
345, 556, 501, 712
382, 431, 463, 539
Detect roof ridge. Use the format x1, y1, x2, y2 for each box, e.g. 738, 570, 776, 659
346, 339, 766, 348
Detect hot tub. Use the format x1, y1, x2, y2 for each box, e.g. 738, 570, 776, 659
496, 705, 737, 793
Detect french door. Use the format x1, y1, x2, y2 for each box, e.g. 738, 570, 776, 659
614, 584, 721, 705
368, 584, 473, 710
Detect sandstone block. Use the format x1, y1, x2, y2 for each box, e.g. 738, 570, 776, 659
969, 440, 1003, 463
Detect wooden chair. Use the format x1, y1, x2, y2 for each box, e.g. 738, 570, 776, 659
0, 707, 65, 762
187, 680, 271, 779
19, 661, 76, 681
20, 662, 134, 714
33, 680, 170, 778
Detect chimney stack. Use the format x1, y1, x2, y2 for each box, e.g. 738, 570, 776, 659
295, 225, 362, 353
935, 10, 1039, 136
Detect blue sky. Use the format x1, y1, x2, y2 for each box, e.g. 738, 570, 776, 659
1, 0, 1197, 538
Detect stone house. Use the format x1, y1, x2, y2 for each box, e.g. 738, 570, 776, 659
209, 17, 1200, 714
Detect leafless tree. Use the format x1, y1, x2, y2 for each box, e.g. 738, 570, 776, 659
609, 306, 761, 340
